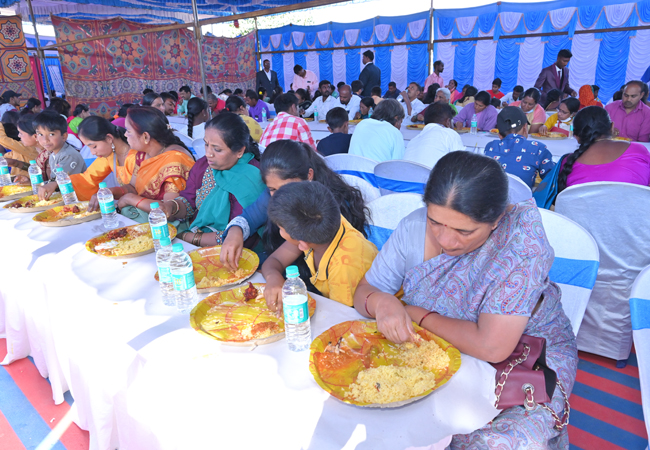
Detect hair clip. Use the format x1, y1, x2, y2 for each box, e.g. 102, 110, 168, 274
167, 124, 173, 130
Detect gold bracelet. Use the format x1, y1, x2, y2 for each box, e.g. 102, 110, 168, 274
170, 199, 180, 216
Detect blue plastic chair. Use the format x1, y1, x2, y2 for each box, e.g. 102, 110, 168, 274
325, 154, 378, 187
366, 193, 425, 250
373, 160, 431, 196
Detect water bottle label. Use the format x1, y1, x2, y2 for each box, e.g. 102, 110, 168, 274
283, 294, 308, 325
172, 266, 195, 291
30, 173, 43, 185
99, 199, 115, 214
151, 223, 169, 240
158, 265, 172, 283
0, 166, 8, 175
59, 181, 74, 195
471, 121, 478, 128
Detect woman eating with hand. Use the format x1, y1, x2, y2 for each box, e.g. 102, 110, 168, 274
540, 97, 580, 137
452, 90, 498, 131
159, 112, 265, 247
116, 107, 195, 220
354, 151, 577, 448
510, 87, 546, 133
37, 116, 136, 209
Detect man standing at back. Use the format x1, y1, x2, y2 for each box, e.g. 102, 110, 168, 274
256, 59, 281, 102
535, 49, 577, 105
292, 65, 319, 98
605, 80, 650, 142
423, 61, 444, 93
359, 50, 380, 97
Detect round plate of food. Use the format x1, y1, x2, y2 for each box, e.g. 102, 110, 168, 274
529, 132, 567, 140
155, 246, 259, 293
455, 127, 471, 134
489, 128, 501, 137
0, 185, 33, 202
406, 124, 425, 130
32, 202, 101, 227
613, 136, 632, 142
309, 320, 461, 408
190, 283, 316, 346
304, 117, 314, 122
3, 194, 63, 213
348, 119, 362, 125
85, 223, 177, 259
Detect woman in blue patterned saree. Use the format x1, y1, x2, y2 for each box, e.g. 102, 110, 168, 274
354, 151, 578, 449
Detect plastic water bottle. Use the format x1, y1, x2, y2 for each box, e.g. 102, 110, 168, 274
170, 243, 198, 313
568, 124, 574, 139
368, 108, 373, 118
282, 265, 311, 352
156, 237, 175, 307
470, 114, 478, 135
97, 181, 118, 230
0, 154, 10, 186
28, 160, 44, 195
54, 168, 78, 205
314, 110, 319, 122
261, 109, 267, 124
148, 201, 169, 252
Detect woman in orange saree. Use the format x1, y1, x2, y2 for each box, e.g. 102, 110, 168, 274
116, 107, 195, 219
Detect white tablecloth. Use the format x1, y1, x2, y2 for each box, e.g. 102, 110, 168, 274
0, 207, 500, 450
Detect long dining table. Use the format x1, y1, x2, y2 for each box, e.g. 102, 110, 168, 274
0, 205, 500, 450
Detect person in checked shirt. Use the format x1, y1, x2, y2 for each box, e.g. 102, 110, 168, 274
260, 93, 316, 151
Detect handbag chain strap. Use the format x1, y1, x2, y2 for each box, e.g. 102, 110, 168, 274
493, 343, 571, 431
494, 344, 531, 407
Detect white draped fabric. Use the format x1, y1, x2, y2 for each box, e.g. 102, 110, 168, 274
317, 30, 331, 46
436, 39, 456, 89
569, 32, 601, 89
474, 30, 498, 91
517, 36, 545, 90
292, 31, 305, 47
375, 24, 392, 42
604, 3, 636, 27
408, 19, 428, 39
333, 37, 347, 89
306, 51, 320, 82
282, 46, 295, 92
626, 28, 650, 82
391, 34, 409, 91
456, 16, 478, 36
499, 12, 523, 34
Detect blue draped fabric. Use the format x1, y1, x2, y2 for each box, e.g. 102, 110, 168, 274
408, 44, 428, 91
542, 34, 572, 69
453, 23, 478, 89
479, 13, 498, 34
272, 53, 284, 93
578, 5, 601, 29
438, 16, 455, 37
639, 0, 650, 22
596, 13, 638, 102
524, 11, 546, 32
392, 22, 407, 40
495, 39, 521, 95
319, 50, 333, 87
346, 48, 360, 85
360, 26, 374, 43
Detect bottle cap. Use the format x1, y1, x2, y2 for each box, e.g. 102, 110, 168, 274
55, 167, 63, 172
172, 243, 184, 252
98, 182, 107, 188
159, 237, 171, 247
30, 160, 36, 164
150, 202, 159, 209
286, 265, 299, 278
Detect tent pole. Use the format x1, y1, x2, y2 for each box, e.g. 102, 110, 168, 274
428, 0, 434, 76
255, 17, 261, 73
26, 0, 53, 101
191, 0, 211, 119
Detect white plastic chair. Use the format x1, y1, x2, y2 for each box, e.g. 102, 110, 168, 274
630, 265, 650, 446
192, 138, 205, 159
173, 131, 195, 155
325, 154, 378, 187
507, 173, 533, 204
366, 193, 425, 250
340, 174, 380, 204
556, 182, 650, 363
538, 209, 599, 335
374, 160, 431, 196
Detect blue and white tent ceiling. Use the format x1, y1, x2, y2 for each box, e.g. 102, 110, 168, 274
434, 0, 650, 102
0, 0, 342, 25
258, 12, 430, 94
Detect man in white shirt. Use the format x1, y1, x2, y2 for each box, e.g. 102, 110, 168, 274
337, 85, 360, 120
302, 80, 341, 119
0, 90, 21, 117
501, 85, 524, 106
400, 82, 426, 122
404, 102, 465, 168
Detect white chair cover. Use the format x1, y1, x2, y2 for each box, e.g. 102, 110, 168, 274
630, 265, 650, 446
173, 131, 195, 155
366, 193, 425, 250
538, 209, 599, 335
192, 138, 205, 159
325, 154, 378, 187
556, 182, 650, 361
374, 160, 431, 196
340, 174, 380, 205
507, 173, 533, 204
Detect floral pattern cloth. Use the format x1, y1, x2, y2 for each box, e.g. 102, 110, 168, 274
484, 134, 555, 188
401, 200, 577, 449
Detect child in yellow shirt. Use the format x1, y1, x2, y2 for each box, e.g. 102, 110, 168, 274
539, 97, 580, 136
261, 180, 378, 310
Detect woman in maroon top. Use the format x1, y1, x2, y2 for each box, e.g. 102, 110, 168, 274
159, 113, 266, 247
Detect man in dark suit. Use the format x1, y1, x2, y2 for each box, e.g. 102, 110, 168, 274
359, 50, 381, 97
256, 59, 281, 102
534, 49, 578, 105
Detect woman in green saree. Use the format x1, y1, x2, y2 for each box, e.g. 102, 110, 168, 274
159, 112, 265, 247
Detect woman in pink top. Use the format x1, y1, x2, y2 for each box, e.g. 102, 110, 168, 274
558, 106, 650, 192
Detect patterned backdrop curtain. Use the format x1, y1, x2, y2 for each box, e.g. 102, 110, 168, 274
52, 16, 256, 116
0, 16, 38, 104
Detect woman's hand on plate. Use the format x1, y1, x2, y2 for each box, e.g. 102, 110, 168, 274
538, 125, 548, 136
220, 227, 244, 271
37, 182, 56, 201
375, 295, 415, 344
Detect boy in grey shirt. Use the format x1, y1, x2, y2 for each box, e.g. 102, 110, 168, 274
33, 110, 86, 179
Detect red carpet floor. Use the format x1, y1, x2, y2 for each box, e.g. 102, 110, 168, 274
0, 338, 647, 449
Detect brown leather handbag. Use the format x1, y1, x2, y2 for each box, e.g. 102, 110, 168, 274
491, 334, 570, 430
